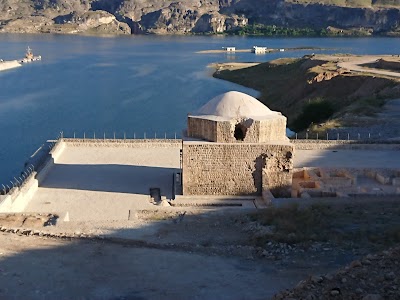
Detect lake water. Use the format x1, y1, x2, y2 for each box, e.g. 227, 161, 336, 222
0, 34, 399, 184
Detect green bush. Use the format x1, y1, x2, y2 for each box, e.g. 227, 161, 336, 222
292, 99, 335, 131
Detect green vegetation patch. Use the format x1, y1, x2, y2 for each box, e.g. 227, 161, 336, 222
225, 23, 373, 37
226, 24, 329, 37
292, 99, 336, 131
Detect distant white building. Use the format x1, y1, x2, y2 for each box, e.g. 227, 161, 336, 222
224, 47, 236, 52
252, 46, 268, 54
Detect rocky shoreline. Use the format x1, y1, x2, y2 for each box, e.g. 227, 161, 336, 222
0, 0, 399, 36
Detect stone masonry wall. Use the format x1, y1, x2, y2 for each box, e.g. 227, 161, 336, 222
187, 117, 217, 141
259, 117, 288, 142
188, 115, 288, 143
215, 119, 261, 143
183, 142, 294, 196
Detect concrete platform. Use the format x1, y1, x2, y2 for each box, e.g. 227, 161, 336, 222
24, 145, 181, 221
19, 141, 400, 221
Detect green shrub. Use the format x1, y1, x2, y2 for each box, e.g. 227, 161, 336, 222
292, 99, 335, 131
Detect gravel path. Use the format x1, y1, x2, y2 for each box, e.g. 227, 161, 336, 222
326, 99, 400, 140
338, 56, 400, 79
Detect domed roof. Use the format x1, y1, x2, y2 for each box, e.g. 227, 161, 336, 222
197, 91, 277, 119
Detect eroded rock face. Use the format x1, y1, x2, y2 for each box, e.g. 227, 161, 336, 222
0, 0, 399, 35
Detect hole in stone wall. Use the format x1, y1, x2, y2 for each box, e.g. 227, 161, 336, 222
234, 124, 246, 141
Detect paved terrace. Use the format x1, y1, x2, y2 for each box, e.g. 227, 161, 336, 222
22, 140, 400, 221
24, 141, 181, 221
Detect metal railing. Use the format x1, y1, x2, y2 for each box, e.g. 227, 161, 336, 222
0, 132, 62, 196
66, 131, 181, 140
291, 131, 387, 141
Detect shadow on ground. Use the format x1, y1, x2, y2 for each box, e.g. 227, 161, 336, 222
40, 163, 179, 199
0, 210, 334, 300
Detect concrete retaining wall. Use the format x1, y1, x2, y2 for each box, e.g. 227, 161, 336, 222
0, 172, 38, 213
63, 138, 182, 148
0, 140, 66, 213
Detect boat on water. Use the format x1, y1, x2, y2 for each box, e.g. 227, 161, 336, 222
0, 47, 42, 72
20, 46, 41, 63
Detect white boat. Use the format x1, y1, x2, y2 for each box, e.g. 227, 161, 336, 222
20, 46, 41, 63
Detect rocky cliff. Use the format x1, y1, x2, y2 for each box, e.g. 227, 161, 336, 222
0, 0, 399, 35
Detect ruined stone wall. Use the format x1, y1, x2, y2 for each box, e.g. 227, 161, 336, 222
215, 119, 260, 143
215, 121, 232, 142
259, 117, 288, 142
183, 142, 293, 196
188, 116, 288, 143
187, 117, 218, 141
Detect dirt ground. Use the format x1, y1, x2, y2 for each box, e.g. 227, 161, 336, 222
1, 198, 400, 299
0, 211, 335, 300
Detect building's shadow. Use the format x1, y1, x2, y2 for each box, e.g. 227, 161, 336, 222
40, 163, 179, 199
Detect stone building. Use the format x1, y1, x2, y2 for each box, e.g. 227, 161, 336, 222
182, 91, 294, 197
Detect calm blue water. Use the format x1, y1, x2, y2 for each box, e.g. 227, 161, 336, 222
0, 34, 399, 184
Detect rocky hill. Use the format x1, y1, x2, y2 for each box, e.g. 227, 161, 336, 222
0, 0, 399, 35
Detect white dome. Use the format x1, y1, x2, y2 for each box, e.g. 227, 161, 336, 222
197, 91, 277, 119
